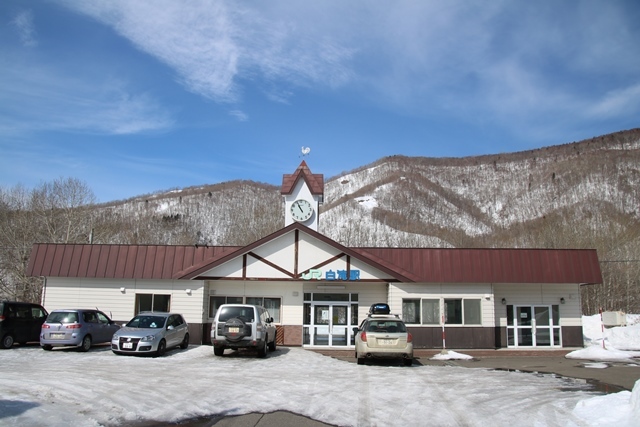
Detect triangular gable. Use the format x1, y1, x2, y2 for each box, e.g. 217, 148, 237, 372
281, 160, 324, 195
174, 223, 415, 282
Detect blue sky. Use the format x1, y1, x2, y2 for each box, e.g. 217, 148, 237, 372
1, 1, 639, 203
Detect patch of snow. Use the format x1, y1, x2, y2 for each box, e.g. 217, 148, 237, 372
430, 350, 474, 360
354, 196, 378, 210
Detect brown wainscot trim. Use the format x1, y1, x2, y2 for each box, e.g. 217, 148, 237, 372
409, 326, 497, 349
561, 326, 583, 347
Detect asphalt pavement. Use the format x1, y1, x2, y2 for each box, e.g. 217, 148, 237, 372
152, 348, 640, 427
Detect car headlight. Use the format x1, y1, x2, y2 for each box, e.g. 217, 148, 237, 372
141, 334, 156, 342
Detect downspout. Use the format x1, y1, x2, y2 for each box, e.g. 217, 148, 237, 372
40, 276, 47, 307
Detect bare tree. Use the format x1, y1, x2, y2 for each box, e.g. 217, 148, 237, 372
0, 178, 97, 302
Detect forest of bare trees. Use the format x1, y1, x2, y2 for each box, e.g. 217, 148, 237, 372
1, 130, 639, 314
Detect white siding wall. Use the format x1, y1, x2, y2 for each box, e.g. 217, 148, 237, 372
388, 283, 496, 327
493, 283, 581, 327
43, 278, 206, 325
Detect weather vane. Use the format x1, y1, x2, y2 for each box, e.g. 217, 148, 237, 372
300, 146, 311, 157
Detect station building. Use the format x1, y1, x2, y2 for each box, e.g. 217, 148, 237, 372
28, 161, 602, 349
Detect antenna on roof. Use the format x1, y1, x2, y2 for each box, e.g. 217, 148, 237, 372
300, 146, 311, 157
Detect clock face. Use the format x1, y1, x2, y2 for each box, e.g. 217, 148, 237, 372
291, 199, 314, 222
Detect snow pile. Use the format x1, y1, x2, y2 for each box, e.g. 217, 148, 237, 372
430, 350, 474, 360
581, 313, 640, 351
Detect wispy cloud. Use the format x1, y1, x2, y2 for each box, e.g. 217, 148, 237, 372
19, 0, 639, 142
229, 110, 248, 122
11, 10, 38, 47
0, 62, 173, 136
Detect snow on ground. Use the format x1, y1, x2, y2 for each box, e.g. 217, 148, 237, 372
430, 350, 474, 360
0, 315, 639, 427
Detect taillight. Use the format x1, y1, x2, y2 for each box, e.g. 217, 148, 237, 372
361, 331, 367, 342
42, 324, 51, 329
66, 324, 82, 329
0, 315, 5, 322
407, 333, 413, 343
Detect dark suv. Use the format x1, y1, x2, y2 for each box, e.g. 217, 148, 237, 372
0, 301, 48, 349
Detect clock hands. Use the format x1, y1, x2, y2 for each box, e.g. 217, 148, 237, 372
298, 204, 304, 213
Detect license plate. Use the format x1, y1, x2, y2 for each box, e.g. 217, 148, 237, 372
50, 333, 65, 339
379, 339, 394, 345
229, 327, 239, 333
123, 342, 133, 349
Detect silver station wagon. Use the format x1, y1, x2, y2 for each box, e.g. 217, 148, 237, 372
353, 304, 414, 366
111, 312, 189, 357
40, 309, 120, 352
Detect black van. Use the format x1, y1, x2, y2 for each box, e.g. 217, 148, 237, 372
0, 301, 48, 349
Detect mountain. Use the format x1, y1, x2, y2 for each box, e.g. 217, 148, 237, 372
86, 128, 640, 314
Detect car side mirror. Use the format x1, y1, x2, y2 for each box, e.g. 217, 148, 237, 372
167, 325, 174, 330
268, 317, 274, 323
352, 327, 359, 334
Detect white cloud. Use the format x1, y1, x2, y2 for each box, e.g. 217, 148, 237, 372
587, 84, 640, 118
51, 1, 640, 132
0, 62, 174, 136
11, 10, 38, 47
229, 110, 248, 122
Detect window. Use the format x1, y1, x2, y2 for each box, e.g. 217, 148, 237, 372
421, 299, 440, 325
135, 294, 171, 314
209, 296, 281, 323
403, 298, 481, 325
402, 299, 420, 324
96, 312, 110, 324
445, 298, 481, 325
444, 299, 462, 324
463, 299, 482, 324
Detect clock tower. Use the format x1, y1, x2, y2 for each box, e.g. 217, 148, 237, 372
281, 161, 324, 230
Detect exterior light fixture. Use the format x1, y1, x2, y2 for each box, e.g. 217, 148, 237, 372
120, 287, 125, 293
185, 289, 192, 295
560, 297, 565, 304
501, 298, 507, 305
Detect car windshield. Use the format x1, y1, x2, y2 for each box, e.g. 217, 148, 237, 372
47, 312, 79, 324
365, 320, 406, 333
126, 315, 167, 329
218, 307, 255, 322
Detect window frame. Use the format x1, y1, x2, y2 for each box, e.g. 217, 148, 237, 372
401, 297, 483, 326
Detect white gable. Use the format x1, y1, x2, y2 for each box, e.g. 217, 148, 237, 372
199, 229, 394, 281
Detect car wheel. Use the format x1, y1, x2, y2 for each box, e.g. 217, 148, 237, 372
0, 334, 15, 349
213, 346, 224, 356
404, 358, 413, 366
180, 333, 189, 349
42, 344, 53, 351
268, 336, 276, 352
223, 317, 249, 342
257, 340, 267, 358
156, 339, 166, 357
79, 335, 92, 352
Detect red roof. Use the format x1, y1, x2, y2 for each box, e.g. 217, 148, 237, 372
27, 224, 602, 285
352, 247, 602, 284
281, 161, 324, 195
27, 244, 239, 280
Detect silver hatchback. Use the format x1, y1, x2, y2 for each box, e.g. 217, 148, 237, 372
111, 312, 189, 357
40, 309, 120, 352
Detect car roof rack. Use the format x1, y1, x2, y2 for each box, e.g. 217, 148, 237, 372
367, 313, 400, 319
